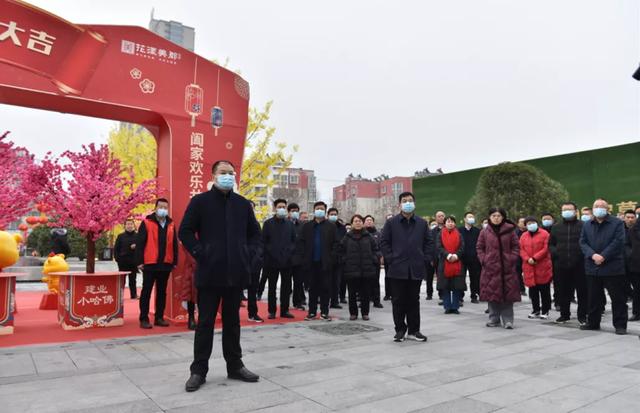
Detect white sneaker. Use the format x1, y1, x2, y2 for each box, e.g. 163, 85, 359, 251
528, 312, 540, 319
540, 313, 549, 320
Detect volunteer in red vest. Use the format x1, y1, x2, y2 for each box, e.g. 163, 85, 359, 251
136, 198, 179, 329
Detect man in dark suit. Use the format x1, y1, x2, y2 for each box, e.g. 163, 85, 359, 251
296, 201, 338, 321
179, 160, 262, 392
380, 192, 433, 343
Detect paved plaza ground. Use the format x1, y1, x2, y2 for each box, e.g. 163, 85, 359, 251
1, 282, 640, 413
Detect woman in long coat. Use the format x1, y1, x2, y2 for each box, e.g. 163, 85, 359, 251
436, 216, 466, 314
477, 207, 521, 329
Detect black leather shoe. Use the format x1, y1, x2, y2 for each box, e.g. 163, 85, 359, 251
185, 374, 206, 392
280, 312, 295, 319
615, 328, 627, 335
579, 324, 600, 331
228, 367, 259, 382
154, 319, 170, 327
140, 320, 152, 329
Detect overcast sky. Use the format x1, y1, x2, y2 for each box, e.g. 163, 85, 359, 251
2, 0, 639, 202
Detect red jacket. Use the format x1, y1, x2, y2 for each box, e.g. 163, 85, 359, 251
519, 229, 553, 287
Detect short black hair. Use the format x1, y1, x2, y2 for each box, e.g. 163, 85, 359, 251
212, 160, 235, 174
313, 201, 327, 210
464, 211, 474, 217
398, 191, 415, 203
562, 202, 578, 210
287, 203, 300, 212
273, 198, 287, 208
124, 217, 135, 224
364, 215, 375, 222
328, 207, 339, 215
445, 215, 457, 224
524, 216, 538, 225
351, 214, 364, 224
541, 212, 554, 219
624, 209, 636, 216
155, 198, 169, 207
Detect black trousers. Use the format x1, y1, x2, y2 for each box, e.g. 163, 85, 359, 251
426, 263, 435, 298
247, 270, 260, 318
117, 263, 137, 298
529, 282, 552, 314
308, 262, 330, 316
555, 264, 587, 321
389, 278, 422, 334
629, 272, 640, 316
257, 271, 268, 297
340, 277, 348, 302
516, 258, 525, 292
347, 278, 371, 316
292, 266, 306, 307
466, 260, 481, 299
265, 267, 292, 315
330, 265, 343, 306
586, 274, 628, 329
191, 286, 244, 377
139, 270, 170, 321
370, 266, 382, 304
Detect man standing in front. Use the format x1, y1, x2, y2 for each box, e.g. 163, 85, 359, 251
179, 160, 262, 392
380, 192, 433, 342
136, 199, 178, 329
579, 198, 628, 335
459, 212, 481, 304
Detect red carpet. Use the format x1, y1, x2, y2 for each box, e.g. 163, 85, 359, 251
0, 291, 307, 348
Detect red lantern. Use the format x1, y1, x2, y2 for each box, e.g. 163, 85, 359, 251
26, 216, 39, 225
39, 216, 48, 224
18, 223, 28, 231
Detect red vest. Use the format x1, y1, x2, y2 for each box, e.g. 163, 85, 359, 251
143, 218, 175, 265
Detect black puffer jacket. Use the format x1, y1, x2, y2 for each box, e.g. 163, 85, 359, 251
339, 230, 379, 280
549, 219, 584, 269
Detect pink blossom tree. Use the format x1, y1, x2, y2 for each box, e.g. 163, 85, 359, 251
41, 143, 156, 273
0, 131, 44, 230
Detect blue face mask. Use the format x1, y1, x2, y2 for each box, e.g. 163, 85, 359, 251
466, 217, 476, 225
314, 209, 326, 219
561, 210, 576, 220
401, 202, 415, 214
593, 208, 608, 219
581, 214, 591, 222
216, 174, 235, 190
542, 219, 553, 227
527, 223, 538, 232
276, 208, 287, 218
156, 208, 168, 218
328, 215, 338, 223
291, 211, 300, 220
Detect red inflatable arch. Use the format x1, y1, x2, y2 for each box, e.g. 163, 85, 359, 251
0, 0, 249, 321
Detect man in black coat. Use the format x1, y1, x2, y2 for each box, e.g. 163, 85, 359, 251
288, 203, 307, 310
364, 215, 384, 309
114, 218, 139, 299
135, 199, 178, 329
262, 198, 297, 319
458, 212, 481, 304
327, 208, 347, 308
179, 160, 262, 392
549, 202, 586, 324
579, 198, 627, 334
296, 201, 338, 321
380, 192, 433, 343
625, 206, 640, 321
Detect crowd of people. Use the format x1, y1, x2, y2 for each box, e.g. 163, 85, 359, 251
112, 159, 638, 392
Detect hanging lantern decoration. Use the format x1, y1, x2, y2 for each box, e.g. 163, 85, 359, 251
18, 223, 28, 231
36, 203, 51, 213
25, 216, 39, 225
38, 216, 49, 224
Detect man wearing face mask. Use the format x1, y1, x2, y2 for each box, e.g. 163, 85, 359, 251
549, 202, 586, 324
459, 212, 481, 304
180, 160, 262, 391
327, 208, 347, 309
296, 201, 339, 321
579, 199, 627, 334
380, 192, 433, 343
114, 218, 139, 299
288, 203, 307, 310
262, 199, 297, 319
136, 198, 178, 329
